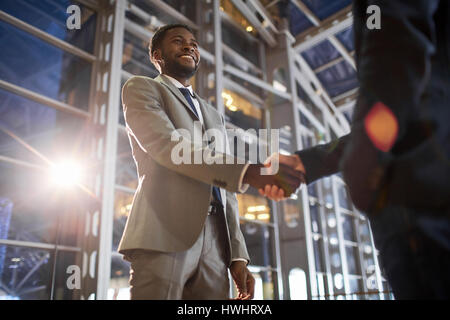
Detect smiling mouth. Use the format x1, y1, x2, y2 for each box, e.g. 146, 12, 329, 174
179, 55, 196, 62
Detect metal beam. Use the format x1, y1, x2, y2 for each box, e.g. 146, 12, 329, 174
332, 87, 359, 105
213, 0, 224, 114
126, 2, 163, 30
223, 64, 291, 100
291, 1, 355, 69
222, 43, 262, 75
0, 239, 81, 252
220, 10, 259, 43
313, 51, 355, 73
293, 5, 353, 53
146, 0, 198, 31
247, 0, 278, 33
0, 79, 90, 118
292, 65, 347, 137
223, 77, 265, 106
327, 36, 355, 69
0, 10, 96, 62
230, 0, 277, 47
96, 0, 126, 300
295, 55, 350, 133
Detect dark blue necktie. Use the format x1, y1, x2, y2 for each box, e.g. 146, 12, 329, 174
178, 87, 222, 205
178, 87, 199, 118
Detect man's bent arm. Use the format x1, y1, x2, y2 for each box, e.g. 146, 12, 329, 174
123, 76, 247, 193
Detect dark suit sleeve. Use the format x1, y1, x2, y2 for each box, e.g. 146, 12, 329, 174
295, 134, 350, 184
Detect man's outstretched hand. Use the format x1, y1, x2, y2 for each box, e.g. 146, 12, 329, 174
243, 157, 305, 198
256, 154, 306, 201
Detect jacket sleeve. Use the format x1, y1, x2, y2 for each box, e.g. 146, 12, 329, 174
225, 191, 250, 265
122, 76, 247, 193
295, 134, 351, 184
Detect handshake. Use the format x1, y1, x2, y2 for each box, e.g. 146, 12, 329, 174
243, 153, 306, 201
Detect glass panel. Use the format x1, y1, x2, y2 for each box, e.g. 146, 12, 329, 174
237, 193, 270, 223
316, 273, 326, 300
282, 199, 300, 228
109, 251, 131, 300
342, 214, 356, 242
110, 190, 134, 300
349, 277, 362, 299
0, 161, 86, 246
289, 268, 307, 300
231, 269, 277, 300
221, 17, 259, 65
307, 183, 318, 197
313, 238, 324, 272
330, 252, 341, 269
0, 245, 51, 299
115, 132, 138, 190
309, 204, 320, 233
346, 246, 359, 275
122, 31, 159, 78
338, 184, 351, 210
0, 89, 87, 163
240, 222, 274, 267
223, 89, 262, 131
359, 220, 372, 245
0, 245, 79, 300
0, 0, 97, 53
155, 0, 197, 22
0, 21, 92, 111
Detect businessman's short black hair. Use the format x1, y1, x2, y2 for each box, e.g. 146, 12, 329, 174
148, 24, 195, 57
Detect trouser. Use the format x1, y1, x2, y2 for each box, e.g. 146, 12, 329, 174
369, 204, 450, 299
123, 212, 231, 300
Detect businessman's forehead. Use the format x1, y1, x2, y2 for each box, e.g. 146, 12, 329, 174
165, 27, 198, 44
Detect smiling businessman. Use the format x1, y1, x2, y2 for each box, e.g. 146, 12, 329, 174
118, 24, 303, 300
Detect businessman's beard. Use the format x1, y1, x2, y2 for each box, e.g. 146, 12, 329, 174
163, 52, 199, 80
167, 60, 199, 79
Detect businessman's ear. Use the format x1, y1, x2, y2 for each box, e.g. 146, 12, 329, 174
151, 49, 163, 72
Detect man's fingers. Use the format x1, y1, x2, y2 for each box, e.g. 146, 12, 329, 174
277, 188, 285, 200
280, 163, 306, 182
270, 185, 279, 199
264, 184, 271, 196
258, 188, 265, 197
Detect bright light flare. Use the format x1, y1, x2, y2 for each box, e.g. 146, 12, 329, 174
364, 102, 398, 152
50, 160, 83, 188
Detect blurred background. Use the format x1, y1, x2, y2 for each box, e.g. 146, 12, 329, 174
0, 0, 393, 300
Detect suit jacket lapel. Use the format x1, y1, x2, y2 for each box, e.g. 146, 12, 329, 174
155, 74, 200, 121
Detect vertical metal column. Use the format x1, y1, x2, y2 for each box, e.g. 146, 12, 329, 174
330, 175, 351, 297
213, 0, 224, 114
95, 0, 126, 300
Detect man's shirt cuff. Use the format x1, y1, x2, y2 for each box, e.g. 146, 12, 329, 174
232, 258, 249, 265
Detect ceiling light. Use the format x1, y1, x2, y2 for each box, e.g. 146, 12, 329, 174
247, 205, 267, 212
244, 213, 256, 220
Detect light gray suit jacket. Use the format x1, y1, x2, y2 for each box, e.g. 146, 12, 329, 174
118, 74, 250, 265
